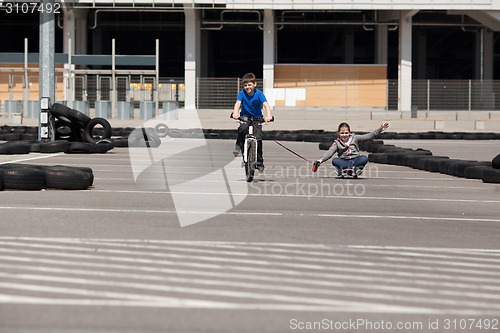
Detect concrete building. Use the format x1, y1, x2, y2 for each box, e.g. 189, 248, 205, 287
2, 0, 500, 112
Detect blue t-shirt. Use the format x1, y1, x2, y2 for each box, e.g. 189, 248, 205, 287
237, 88, 267, 117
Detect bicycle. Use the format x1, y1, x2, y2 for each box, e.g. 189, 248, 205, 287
231, 113, 274, 182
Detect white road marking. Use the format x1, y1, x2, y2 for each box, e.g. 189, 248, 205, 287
0, 204, 498, 224
1, 238, 499, 314
0, 153, 62, 164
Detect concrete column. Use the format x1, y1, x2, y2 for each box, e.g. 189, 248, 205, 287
375, 25, 388, 65
475, 28, 494, 80
63, 8, 88, 54
184, 6, 200, 110
263, 9, 275, 94
475, 29, 495, 108
398, 10, 417, 112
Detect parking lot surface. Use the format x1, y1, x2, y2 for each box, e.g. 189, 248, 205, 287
0, 137, 499, 332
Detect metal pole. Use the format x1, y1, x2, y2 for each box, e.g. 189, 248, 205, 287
39, 0, 55, 141
67, 37, 74, 106
24, 38, 29, 119
427, 79, 430, 111
155, 39, 159, 116
345, 79, 348, 109
469, 79, 472, 111
111, 39, 116, 119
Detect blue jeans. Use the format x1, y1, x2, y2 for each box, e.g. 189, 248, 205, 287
332, 155, 368, 172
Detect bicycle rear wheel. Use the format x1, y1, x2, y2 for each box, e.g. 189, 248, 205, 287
245, 139, 256, 182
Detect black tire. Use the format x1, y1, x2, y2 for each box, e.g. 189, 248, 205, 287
50, 103, 91, 127
112, 138, 129, 148
154, 123, 169, 138
373, 144, 396, 153
40, 140, 70, 153
319, 142, 331, 150
84, 117, 112, 144
368, 153, 388, 164
245, 140, 256, 182
167, 128, 183, 138
8, 142, 31, 155
2, 166, 46, 190
493, 154, 500, 169
67, 142, 93, 154
438, 159, 459, 174
43, 165, 94, 190
482, 168, 500, 183
128, 128, 161, 148
30, 142, 41, 153
454, 161, 487, 178
425, 157, 449, 172
1, 133, 22, 141
55, 125, 72, 136
405, 155, 430, 168
0, 143, 13, 154
465, 166, 492, 179
21, 133, 38, 141
446, 160, 477, 177
386, 152, 412, 166
91, 140, 115, 153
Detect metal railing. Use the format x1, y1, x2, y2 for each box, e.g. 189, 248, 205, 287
410, 80, 499, 111
196, 77, 263, 109
3, 75, 500, 115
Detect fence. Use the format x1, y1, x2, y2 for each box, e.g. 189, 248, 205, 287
0, 73, 185, 115
70, 75, 185, 108
2, 75, 500, 115
196, 78, 500, 111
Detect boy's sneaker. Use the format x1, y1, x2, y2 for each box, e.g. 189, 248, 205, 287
233, 145, 241, 157
334, 167, 341, 178
256, 163, 265, 173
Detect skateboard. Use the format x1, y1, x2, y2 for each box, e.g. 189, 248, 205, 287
339, 168, 361, 179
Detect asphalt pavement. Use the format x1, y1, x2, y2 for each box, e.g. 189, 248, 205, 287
0, 135, 499, 332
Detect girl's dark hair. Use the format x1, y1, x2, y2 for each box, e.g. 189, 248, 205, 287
338, 122, 351, 132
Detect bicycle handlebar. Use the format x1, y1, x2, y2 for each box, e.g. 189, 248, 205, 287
230, 113, 275, 123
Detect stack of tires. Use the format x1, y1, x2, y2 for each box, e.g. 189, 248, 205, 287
0, 164, 93, 191
49, 103, 114, 154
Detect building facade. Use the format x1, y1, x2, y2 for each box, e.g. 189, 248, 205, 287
2, 0, 500, 111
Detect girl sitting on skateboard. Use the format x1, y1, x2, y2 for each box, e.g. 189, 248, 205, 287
313, 122, 389, 178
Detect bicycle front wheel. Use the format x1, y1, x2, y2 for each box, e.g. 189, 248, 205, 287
245, 139, 256, 182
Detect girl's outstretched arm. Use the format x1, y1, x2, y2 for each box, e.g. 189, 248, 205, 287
357, 122, 389, 141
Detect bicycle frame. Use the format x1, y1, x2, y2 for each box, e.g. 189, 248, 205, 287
243, 123, 257, 164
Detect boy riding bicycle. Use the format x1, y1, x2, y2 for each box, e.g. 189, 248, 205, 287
232, 73, 273, 172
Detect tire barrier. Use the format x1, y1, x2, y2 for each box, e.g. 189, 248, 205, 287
481, 168, 500, 183
0, 164, 93, 191
363, 140, 500, 183
0, 104, 116, 155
